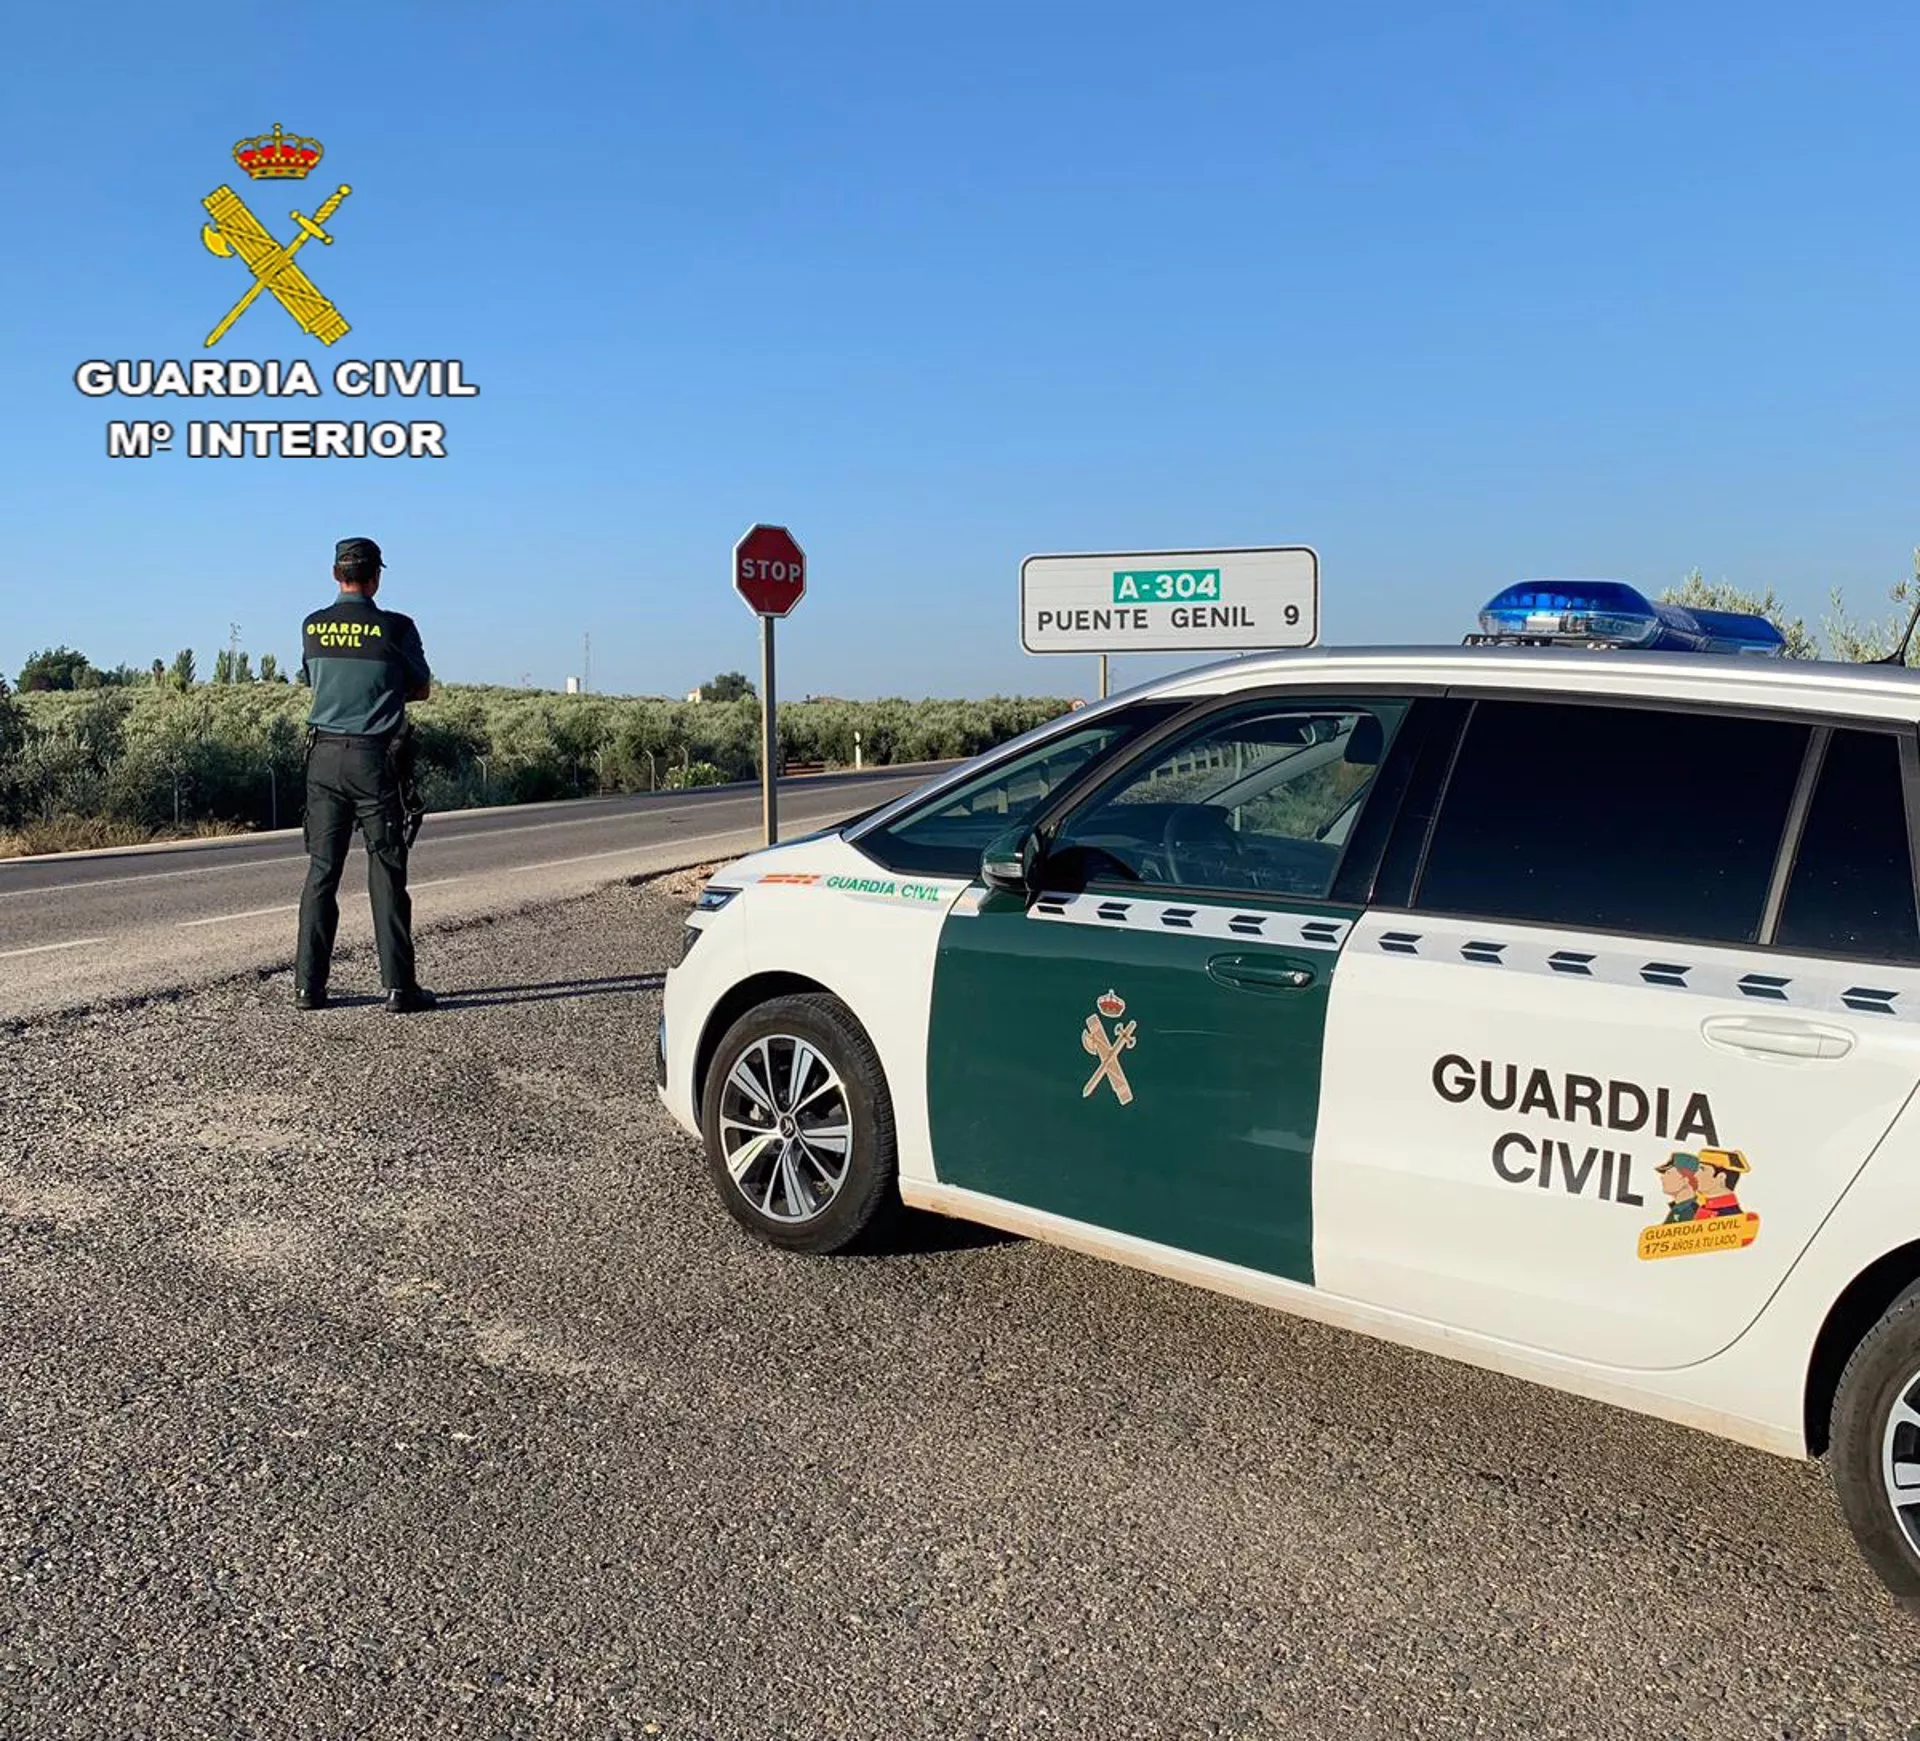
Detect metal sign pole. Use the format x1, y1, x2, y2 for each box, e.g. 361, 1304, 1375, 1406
760, 613, 778, 846
1098, 654, 1109, 700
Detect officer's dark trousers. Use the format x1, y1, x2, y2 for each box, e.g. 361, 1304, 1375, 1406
296, 734, 416, 993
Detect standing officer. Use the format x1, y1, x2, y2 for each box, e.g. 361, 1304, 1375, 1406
295, 536, 437, 1013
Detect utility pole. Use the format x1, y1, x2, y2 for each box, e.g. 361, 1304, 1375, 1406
582, 633, 591, 695
229, 622, 242, 685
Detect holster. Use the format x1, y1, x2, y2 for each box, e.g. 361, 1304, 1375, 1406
388, 722, 426, 849
300, 727, 317, 848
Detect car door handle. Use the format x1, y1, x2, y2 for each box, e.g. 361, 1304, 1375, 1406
1207, 954, 1317, 993
1700, 1014, 1855, 1061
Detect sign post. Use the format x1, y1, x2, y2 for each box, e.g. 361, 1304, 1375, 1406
759, 615, 777, 843
733, 523, 807, 846
1020, 546, 1320, 660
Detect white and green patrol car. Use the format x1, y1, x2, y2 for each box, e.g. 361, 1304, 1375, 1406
658, 633, 1920, 1605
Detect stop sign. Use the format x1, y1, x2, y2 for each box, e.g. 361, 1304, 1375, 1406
734, 524, 806, 617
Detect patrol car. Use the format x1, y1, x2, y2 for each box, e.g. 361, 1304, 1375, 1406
657, 579, 1920, 1606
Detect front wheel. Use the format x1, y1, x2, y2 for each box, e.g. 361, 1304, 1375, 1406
698, 992, 899, 1255
1829, 1284, 1920, 1609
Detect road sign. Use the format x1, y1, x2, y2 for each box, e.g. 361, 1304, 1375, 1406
1020, 546, 1319, 653
735, 524, 806, 617
732, 522, 806, 849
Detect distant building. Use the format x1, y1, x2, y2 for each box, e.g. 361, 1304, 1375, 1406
685, 688, 703, 702
565, 676, 582, 695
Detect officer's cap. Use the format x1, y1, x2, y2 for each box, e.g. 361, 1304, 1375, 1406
1656, 1152, 1700, 1175
1697, 1147, 1751, 1176
335, 537, 385, 568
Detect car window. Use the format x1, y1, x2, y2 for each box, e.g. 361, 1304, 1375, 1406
1776, 728, 1920, 962
854, 700, 1188, 877
1043, 701, 1408, 899
1415, 697, 1810, 944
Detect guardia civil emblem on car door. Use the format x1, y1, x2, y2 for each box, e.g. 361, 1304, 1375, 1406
1081, 990, 1138, 1105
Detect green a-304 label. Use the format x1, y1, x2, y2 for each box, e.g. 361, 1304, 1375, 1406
1112, 568, 1223, 603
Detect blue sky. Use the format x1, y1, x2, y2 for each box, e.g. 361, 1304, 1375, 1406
3, 0, 1917, 700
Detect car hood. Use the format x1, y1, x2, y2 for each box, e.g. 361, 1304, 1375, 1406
703, 829, 852, 888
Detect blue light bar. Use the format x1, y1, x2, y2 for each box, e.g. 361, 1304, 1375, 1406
1468, 580, 1787, 656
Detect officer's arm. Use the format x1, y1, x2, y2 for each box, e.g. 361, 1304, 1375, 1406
400, 617, 432, 702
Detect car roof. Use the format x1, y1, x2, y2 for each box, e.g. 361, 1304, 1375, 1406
843, 640, 1920, 847
1147, 641, 1920, 721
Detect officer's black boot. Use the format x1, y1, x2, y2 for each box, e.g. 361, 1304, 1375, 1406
295, 984, 330, 1010
386, 985, 437, 1014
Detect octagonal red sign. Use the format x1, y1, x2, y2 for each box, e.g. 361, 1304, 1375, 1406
734, 524, 806, 617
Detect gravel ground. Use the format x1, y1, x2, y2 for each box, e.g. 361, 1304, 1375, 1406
4, 874, 1919, 1740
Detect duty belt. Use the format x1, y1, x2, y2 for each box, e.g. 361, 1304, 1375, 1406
302, 725, 427, 848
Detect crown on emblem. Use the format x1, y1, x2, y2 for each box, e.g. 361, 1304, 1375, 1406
232, 122, 323, 180
1096, 990, 1126, 1019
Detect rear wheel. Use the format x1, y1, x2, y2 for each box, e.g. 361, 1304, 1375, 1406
1829, 1283, 1920, 1608
698, 993, 899, 1254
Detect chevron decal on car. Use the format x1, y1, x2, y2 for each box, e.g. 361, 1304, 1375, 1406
1017, 891, 1353, 951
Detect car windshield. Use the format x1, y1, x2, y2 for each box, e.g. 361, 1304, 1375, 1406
849, 699, 1189, 877
1043, 705, 1404, 898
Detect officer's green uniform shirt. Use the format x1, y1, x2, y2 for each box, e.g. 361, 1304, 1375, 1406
301, 591, 430, 736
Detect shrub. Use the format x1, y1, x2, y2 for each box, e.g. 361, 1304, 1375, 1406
1, 682, 1075, 843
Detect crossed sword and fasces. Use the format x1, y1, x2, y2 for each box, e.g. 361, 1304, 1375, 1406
200, 182, 352, 347
1082, 1011, 1137, 1104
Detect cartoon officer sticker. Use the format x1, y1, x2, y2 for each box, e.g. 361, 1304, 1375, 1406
1656, 1152, 1701, 1223
1692, 1148, 1751, 1219
1637, 1148, 1759, 1260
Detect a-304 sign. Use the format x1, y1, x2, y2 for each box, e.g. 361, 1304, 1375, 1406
1020, 546, 1319, 653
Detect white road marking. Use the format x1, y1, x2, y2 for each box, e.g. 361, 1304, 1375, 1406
0, 936, 106, 959
178, 904, 299, 928
0, 859, 286, 899
176, 877, 461, 929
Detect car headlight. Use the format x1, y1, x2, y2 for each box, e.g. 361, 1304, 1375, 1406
681, 884, 740, 962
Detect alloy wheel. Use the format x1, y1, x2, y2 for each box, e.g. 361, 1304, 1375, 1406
1882, 1366, 1920, 1555
717, 1034, 854, 1225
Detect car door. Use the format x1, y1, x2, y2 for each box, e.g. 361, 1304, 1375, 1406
925, 692, 1423, 1285
1313, 692, 1920, 1370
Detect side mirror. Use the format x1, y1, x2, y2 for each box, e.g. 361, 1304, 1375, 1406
981, 826, 1041, 895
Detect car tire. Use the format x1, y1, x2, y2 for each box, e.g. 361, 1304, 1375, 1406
698, 992, 900, 1255
1829, 1282, 1920, 1609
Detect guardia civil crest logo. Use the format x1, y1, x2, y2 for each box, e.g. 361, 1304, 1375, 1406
1081, 990, 1138, 1105
201, 123, 353, 348
73, 119, 479, 461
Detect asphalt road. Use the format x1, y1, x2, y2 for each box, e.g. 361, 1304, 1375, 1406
3, 875, 1918, 1740
0, 766, 947, 1022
